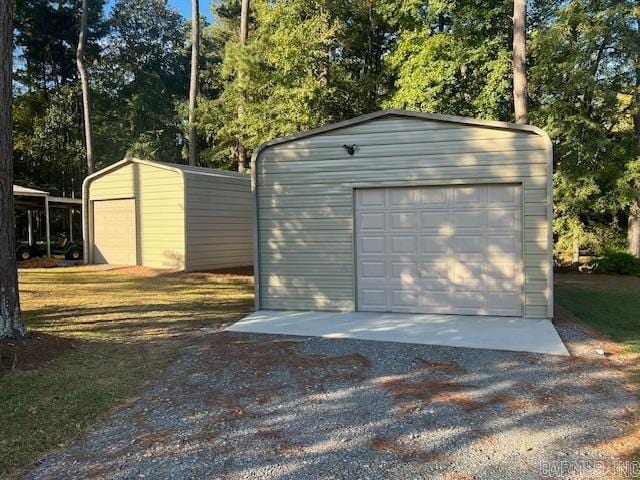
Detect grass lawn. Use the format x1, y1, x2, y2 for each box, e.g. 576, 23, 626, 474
0, 266, 253, 480
555, 273, 640, 358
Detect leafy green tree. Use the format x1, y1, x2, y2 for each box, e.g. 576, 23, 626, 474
14, 0, 106, 91
529, 0, 632, 260
383, 0, 512, 120
94, 0, 189, 166
13, 86, 85, 196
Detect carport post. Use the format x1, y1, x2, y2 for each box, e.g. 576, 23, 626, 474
27, 210, 33, 246
69, 208, 74, 242
44, 196, 51, 257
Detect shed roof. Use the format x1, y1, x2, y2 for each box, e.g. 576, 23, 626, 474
83, 158, 248, 188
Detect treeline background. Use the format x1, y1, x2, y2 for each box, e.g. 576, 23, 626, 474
11, 0, 640, 262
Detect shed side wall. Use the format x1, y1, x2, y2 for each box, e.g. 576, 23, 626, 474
89, 162, 185, 269
255, 115, 552, 318
184, 172, 252, 271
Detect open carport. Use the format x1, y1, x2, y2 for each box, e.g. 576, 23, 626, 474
13, 184, 82, 258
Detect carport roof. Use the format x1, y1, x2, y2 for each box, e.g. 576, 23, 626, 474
13, 185, 49, 196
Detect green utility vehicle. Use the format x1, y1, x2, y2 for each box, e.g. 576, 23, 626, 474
17, 234, 83, 261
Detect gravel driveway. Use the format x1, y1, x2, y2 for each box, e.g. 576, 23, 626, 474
23, 323, 638, 480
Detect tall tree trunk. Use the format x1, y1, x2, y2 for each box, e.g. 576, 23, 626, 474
512, 0, 528, 124
76, 0, 94, 175
629, 184, 640, 257
188, 0, 199, 166
0, 0, 25, 339
630, 62, 640, 257
237, 0, 250, 173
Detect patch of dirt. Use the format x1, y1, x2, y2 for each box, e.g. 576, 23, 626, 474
18, 257, 62, 269
369, 435, 450, 463
105, 266, 182, 277
0, 332, 76, 373
201, 336, 372, 388
137, 430, 173, 447
378, 377, 480, 413
255, 429, 306, 457
378, 375, 541, 416
415, 357, 467, 375
201, 266, 253, 276
105, 265, 254, 278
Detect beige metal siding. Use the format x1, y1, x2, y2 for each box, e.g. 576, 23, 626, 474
88, 162, 185, 269
255, 114, 552, 318
184, 172, 252, 271
93, 199, 137, 265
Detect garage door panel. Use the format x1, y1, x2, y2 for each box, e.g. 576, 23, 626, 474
419, 260, 449, 277
422, 236, 448, 254
356, 184, 523, 316
358, 190, 385, 208
488, 234, 518, 255
421, 212, 449, 231
486, 262, 519, 280
451, 262, 484, 288
453, 186, 483, 205
488, 209, 519, 228
390, 262, 418, 281
420, 291, 452, 311
390, 212, 417, 229
360, 289, 387, 310
360, 213, 385, 230
390, 188, 419, 206
454, 236, 483, 253
391, 289, 420, 309
360, 261, 386, 278
454, 211, 483, 228
421, 278, 450, 290
420, 187, 448, 205
360, 236, 386, 254
488, 185, 519, 205
390, 236, 417, 254
453, 291, 484, 308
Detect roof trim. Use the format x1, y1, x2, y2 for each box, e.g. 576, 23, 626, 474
82, 158, 247, 189
251, 109, 549, 161
13, 185, 49, 196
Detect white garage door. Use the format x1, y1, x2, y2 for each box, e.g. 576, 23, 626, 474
93, 199, 137, 265
355, 184, 523, 316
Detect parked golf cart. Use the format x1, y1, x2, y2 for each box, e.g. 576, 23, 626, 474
16, 233, 83, 261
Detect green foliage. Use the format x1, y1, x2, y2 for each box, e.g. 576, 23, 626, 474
383, 0, 512, 119
13, 86, 85, 196
10, 0, 640, 255
590, 248, 640, 276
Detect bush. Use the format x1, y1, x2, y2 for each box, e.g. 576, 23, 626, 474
590, 248, 640, 276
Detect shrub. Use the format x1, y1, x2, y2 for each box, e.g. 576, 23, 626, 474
590, 248, 640, 276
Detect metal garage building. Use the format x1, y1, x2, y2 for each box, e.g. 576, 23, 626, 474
252, 110, 553, 319
83, 158, 252, 271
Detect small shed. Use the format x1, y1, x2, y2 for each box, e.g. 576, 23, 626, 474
83, 158, 252, 271
252, 110, 553, 319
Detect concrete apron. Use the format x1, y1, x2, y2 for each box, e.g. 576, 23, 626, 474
228, 310, 570, 356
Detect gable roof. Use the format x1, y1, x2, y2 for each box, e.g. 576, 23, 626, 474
83, 158, 248, 189
251, 109, 550, 165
